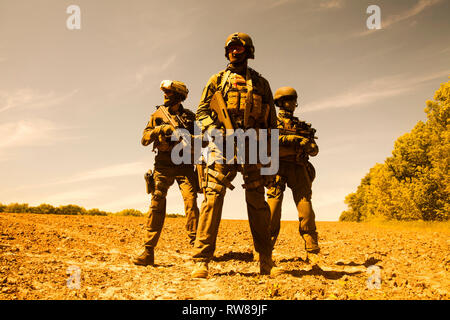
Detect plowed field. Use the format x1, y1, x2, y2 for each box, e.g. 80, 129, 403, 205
0, 213, 448, 300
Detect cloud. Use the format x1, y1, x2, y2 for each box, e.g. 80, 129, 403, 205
97, 193, 148, 213
0, 89, 78, 113
135, 54, 177, 85
9, 161, 151, 195
320, 0, 344, 9
44, 186, 114, 205
0, 119, 63, 149
357, 0, 443, 37
383, 0, 443, 29
302, 70, 450, 112
58, 161, 149, 185
266, 0, 294, 9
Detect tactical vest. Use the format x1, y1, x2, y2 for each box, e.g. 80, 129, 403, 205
218, 69, 271, 129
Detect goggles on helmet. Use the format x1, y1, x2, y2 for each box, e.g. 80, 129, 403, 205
226, 45, 245, 54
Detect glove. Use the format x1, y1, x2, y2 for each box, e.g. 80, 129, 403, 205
160, 124, 173, 135
306, 143, 319, 156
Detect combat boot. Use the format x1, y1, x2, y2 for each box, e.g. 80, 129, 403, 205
252, 250, 259, 262
259, 254, 284, 277
133, 247, 154, 266
307, 251, 322, 268
191, 261, 208, 279
301, 232, 321, 269
302, 231, 320, 254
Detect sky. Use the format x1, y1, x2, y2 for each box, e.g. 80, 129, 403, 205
1, 0, 449, 221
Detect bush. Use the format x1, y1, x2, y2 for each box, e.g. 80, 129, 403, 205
115, 209, 144, 217
86, 208, 109, 216
56, 204, 86, 215
5, 203, 30, 213
32, 203, 56, 214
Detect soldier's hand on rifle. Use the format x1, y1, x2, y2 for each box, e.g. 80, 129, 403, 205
285, 135, 309, 146
160, 124, 173, 135
306, 142, 319, 157
297, 136, 310, 146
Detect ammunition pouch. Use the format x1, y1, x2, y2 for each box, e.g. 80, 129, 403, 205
195, 164, 205, 194
225, 92, 269, 129
197, 165, 235, 194
144, 169, 155, 195
206, 181, 226, 194
208, 169, 235, 190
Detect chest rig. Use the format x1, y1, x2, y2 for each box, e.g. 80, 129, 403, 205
218, 69, 270, 129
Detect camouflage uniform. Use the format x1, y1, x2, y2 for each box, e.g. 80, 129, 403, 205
266, 108, 320, 254
141, 104, 199, 248
194, 68, 277, 269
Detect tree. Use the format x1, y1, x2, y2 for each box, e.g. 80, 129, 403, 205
57, 204, 86, 215
86, 208, 108, 216
5, 203, 30, 213
116, 209, 144, 217
33, 203, 56, 214
340, 78, 450, 221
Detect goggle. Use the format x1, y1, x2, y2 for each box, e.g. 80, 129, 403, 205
160, 80, 174, 91
226, 45, 245, 54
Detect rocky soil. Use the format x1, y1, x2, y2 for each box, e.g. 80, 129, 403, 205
0, 213, 448, 300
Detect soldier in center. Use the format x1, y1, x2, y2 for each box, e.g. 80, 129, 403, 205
192, 32, 282, 278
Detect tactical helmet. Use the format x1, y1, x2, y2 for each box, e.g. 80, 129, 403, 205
160, 80, 189, 100
224, 32, 255, 59
274, 87, 298, 104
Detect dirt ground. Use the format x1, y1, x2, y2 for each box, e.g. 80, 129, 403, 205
0, 212, 448, 300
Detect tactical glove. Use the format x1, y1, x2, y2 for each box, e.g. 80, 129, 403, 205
306, 143, 319, 156
160, 124, 173, 135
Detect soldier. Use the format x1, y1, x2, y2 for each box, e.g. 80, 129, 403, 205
192, 32, 282, 278
266, 86, 320, 263
133, 80, 200, 266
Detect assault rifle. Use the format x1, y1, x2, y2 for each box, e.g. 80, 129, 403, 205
278, 122, 318, 159
210, 91, 235, 131
153, 105, 189, 147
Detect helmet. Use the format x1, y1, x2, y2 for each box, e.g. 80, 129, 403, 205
274, 87, 298, 103
224, 32, 255, 59
160, 80, 189, 100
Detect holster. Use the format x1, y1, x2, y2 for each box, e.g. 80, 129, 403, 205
144, 169, 155, 195
195, 164, 205, 194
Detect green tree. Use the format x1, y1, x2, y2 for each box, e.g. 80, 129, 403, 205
116, 209, 144, 217
32, 203, 56, 214
86, 208, 108, 216
340, 79, 450, 222
57, 204, 86, 215
5, 203, 30, 213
